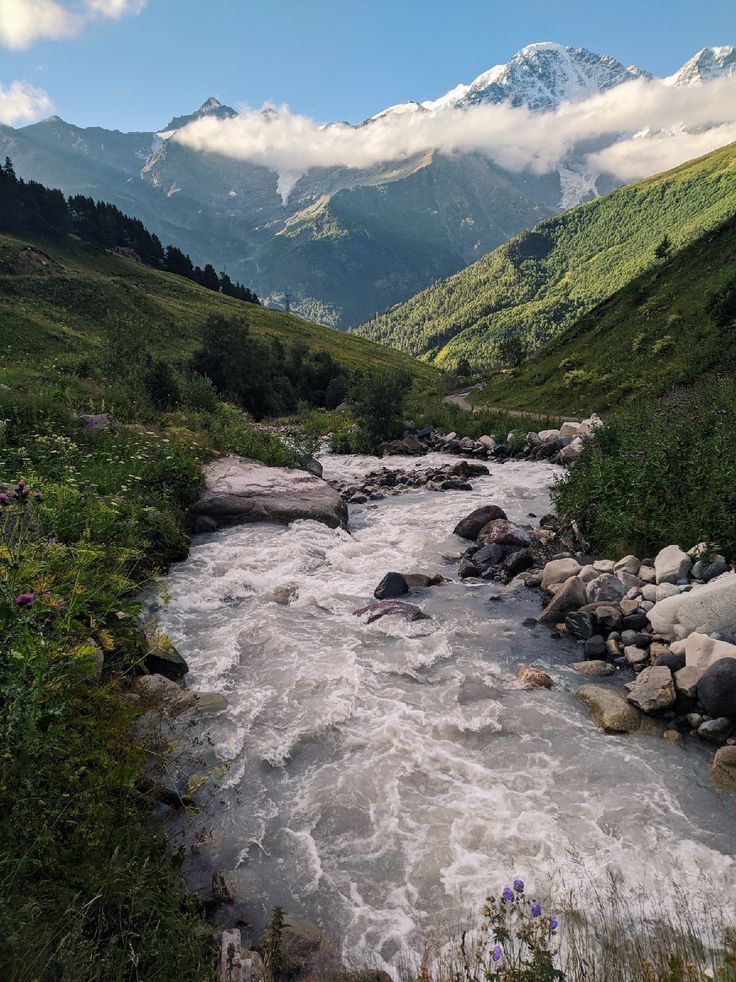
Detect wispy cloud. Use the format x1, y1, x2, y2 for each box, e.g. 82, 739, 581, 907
0, 80, 52, 124
0, 0, 146, 50
173, 75, 736, 184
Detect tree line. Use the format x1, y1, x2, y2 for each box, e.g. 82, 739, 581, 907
0, 157, 259, 303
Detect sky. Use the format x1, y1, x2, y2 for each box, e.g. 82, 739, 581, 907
0, 0, 735, 131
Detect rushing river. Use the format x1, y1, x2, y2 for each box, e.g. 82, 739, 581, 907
148, 452, 736, 974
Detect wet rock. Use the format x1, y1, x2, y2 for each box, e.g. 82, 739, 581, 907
459, 558, 481, 579
516, 666, 553, 689
133, 675, 227, 717
502, 549, 534, 578
474, 543, 507, 568
541, 558, 581, 591
441, 479, 472, 491
450, 461, 489, 477
573, 660, 614, 676
144, 629, 189, 680
697, 658, 736, 718
404, 573, 444, 588
192, 456, 348, 530
586, 574, 626, 604
565, 611, 598, 641
374, 572, 409, 600
212, 870, 237, 905
277, 914, 327, 978
711, 746, 736, 791
698, 717, 733, 744
663, 730, 684, 747
576, 685, 644, 733
193, 514, 218, 534
584, 636, 607, 660
627, 666, 676, 713
349, 493, 368, 504
538, 576, 587, 623
476, 519, 531, 549
353, 600, 429, 624
304, 457, 323, 478
453, 505, 508, 541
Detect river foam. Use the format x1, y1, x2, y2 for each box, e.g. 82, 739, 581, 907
148, 452, 736, 975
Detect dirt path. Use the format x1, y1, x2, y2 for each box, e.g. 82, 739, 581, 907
443, 390, 565, 421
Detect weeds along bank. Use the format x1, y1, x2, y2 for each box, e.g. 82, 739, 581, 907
0, 365, 312, 978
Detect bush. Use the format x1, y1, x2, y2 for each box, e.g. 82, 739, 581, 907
651, 335, 674, 356
348, 369, 411, 451
552, 376, 736, 558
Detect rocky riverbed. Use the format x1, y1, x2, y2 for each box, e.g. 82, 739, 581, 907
141, 446, 736, 979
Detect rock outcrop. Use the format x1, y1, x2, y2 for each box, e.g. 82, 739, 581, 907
192, 456, 348, 531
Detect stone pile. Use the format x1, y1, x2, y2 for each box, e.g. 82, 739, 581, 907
376, 415, 603, 467
334, 460, 490, 503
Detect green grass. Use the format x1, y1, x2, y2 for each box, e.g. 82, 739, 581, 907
355, 143, 736, 372
471, 213, 736, 415
551, 377, 736, 560
0, 231, 434, 378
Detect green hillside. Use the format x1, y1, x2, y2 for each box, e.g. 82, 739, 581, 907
0, 232, 431, 378
470, 213, 736, 415
354, 143, 736, 369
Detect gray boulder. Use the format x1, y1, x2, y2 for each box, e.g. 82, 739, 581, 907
477, 519, 531, 549
192, 456, 348, 530
542, 558, 581, 591
654, 545, 692, 585
698, 717, 733, 744
626, 666, 676, 713
353, 600, 429, 624
453, 505, 508, 541
674, 665, 703, 699
685, 633, 736, 670
586, 574, 626, 604
697, 658, 736, 719
647, 572, 736, 641
538, 576, 587, 623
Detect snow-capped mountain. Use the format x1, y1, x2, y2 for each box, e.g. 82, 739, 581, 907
422, 42, 649, 113
665, 45, 736, 87
1, 42, 734, 333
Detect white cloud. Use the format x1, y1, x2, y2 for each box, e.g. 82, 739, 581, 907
172, 75, 736, 185
0, 80, 52, 124
0, 0, 146, 50
587, 124, 736, 180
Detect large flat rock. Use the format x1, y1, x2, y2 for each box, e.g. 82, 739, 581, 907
192, 456, 348, 530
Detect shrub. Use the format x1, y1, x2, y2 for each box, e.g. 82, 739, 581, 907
651, 335, 674, 356
348, 369, 411, 451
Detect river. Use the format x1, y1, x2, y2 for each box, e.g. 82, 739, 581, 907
146, 451, 736, 976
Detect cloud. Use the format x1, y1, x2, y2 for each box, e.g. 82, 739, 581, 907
172, 75, 736, 186
587, 124, 736, 180
0, 80, 52, 124
0, 0, 146, 50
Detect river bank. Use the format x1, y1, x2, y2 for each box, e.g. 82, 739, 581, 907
147, 445, 736, 980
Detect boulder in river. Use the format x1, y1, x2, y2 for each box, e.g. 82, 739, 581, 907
573, 660, 614, 676
353, 600, 429, 624
191, 455, 348, 531
575, 684, 644, 733
516, 666, 553, 689
453, 505, 508, 541
144, 629, 189, 680
626, 666, 676, 714
374, 572, 409, 600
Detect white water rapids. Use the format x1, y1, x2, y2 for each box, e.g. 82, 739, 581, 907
147, 452, 736, 974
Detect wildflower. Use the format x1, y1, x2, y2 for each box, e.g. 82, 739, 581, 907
492, 944, 502, 962
0, 493, 10, 506
502, 887, 514, 903
15, 593, 35, 607
513, 878, 524, 894
551, 918, 558, 931
532, 902, 542, 917
33, 491, 42, 502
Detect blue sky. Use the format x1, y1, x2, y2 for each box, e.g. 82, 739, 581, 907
2, 0, 735, 131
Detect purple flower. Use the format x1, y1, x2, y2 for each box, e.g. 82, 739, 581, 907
551, 918, 558, 932
513, 878, 524, 894
15, 593, 35, 607
492, 944, 502, 962
532, 902, 542, 917
33, 491, 42, 502
0, 493, 10, 506
502, 887, 514, 903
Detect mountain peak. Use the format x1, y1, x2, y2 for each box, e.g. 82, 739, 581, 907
667, 45, 736, 86
161, 97, 237, 134
424, 42, 649, 113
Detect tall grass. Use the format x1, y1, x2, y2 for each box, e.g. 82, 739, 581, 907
552, 376, 736, 559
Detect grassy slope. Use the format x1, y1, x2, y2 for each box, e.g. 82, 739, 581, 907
472, 213, 736, 415
354, 143, 736, 369
0, 231, 434, 377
